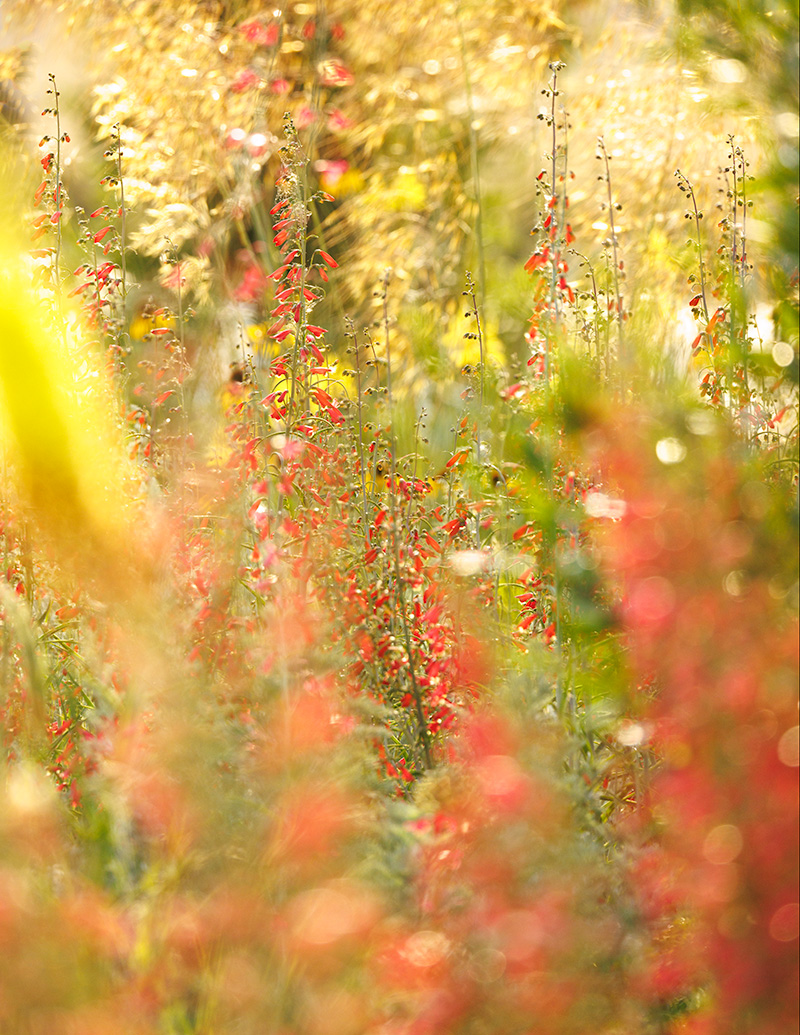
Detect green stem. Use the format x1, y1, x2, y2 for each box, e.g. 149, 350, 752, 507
349, 319, 370, 547
382, 271, 432, 770
49, 74, 62, 305
597, 137, 625, 362
454, 0, 486, 308
465, 272, 484, 548
116, 125, 127, 309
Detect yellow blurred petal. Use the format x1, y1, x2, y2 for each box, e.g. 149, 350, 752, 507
0, 231, 144, 598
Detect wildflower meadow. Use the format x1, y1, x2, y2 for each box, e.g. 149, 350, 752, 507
0, 2, 797, 1033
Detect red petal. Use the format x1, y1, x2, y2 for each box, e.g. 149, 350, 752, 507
318, 249, 339, 268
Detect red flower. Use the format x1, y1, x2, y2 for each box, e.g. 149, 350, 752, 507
239, 19, 278, 46
230, 68, 260, 94
233, 264, 268, 302
318, 60, 354, 88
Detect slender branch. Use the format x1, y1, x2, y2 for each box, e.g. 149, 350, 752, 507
597, 136, 625, 360
454, 0, 486, 308
381, 270, 432, 769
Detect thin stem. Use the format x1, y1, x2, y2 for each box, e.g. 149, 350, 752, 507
348, 319, 370, 546
49, 74, 62, 304
279, 119, 322, 447
676, 169, 709, 322
454, 0, 486, 308
739, 148, 750, 415
283, 62, 324, 439
597, 137, 625, 361
465, 271, 484, 548
115, 123, 127, 309
574, 251, 603, 372
381, 270, 432, 770
547, 64, 561, 381
729, 135, 739, 278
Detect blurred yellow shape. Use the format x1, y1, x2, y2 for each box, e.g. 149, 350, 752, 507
320, 167, 365, 198
129, 309, 175, 341
365, 459, 388, 495
0, 226, 142, 598
386, 170, 426, 212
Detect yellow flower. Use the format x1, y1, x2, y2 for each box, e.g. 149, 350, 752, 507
129, 307, 175, 342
